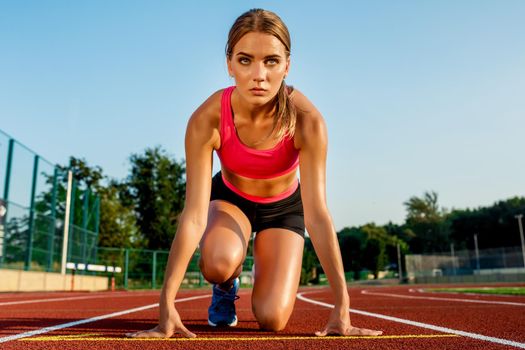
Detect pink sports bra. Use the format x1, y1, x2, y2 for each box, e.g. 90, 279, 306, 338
216, 86, 299, 202
216, 86, 299, 179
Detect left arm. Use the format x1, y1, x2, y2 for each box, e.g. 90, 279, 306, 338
294, 90, 382, 337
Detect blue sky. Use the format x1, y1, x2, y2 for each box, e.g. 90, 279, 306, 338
1, 1, 524, 230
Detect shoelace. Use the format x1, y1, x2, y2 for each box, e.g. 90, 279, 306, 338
211, 288, 240, 313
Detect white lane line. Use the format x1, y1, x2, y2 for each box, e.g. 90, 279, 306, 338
0, 294, 210, 343
416, 288, 525, 298
297, 292, 525, 349
0, 295, 126, 306
361, 289, 525, 307
0, 292, 162, 307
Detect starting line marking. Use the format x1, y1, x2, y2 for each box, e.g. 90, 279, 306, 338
0, 295, 210, 344
297, 291, 525, 349
18, 333, 459, 341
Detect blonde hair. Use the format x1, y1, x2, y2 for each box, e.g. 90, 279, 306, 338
226, 8, 296, 141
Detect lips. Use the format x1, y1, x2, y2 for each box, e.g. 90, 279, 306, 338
249, 87, 267, 96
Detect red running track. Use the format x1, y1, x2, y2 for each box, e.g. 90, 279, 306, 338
0, 283, 524, 350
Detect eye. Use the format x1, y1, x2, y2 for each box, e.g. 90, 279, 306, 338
266, 58, 279, 65
238, 57, 250, 65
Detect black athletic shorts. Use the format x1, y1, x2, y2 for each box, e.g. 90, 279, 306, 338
210, 172, 305, 238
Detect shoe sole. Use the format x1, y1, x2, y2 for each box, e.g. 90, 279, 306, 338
208, 316, 238, 327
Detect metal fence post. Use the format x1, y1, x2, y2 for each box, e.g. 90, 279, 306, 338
3, 139, 14, 202
450, 243, 456, 275
67, 178, 76, 262
1, 139, 14, 267
93, 196, 100, 262
47, 167, 58, 271
152, 251, 157, 289
81, 188, 90, 273
124, 248, 129, 289
474, 234, 480, 274
25, 155, 39, 271
515, 214, 525, 270
397, 243, 403, 282
0, 199, 5, 267
61, 171, 73, 275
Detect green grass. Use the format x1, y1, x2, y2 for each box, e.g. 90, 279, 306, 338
428, 287, 525, 296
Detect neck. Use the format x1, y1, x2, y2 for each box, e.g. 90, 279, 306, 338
232, 90, 276, 122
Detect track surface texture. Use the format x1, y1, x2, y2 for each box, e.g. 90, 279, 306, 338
1, 282, 524, 350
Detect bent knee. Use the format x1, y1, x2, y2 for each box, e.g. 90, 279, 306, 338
253, 304, 290, 331
199, 255, 240, 284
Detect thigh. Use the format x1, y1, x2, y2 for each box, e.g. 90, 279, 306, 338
251, 228, 304, 330
199, 200, 252, 266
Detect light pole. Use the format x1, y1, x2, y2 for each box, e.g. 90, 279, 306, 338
397, 243, 403, 282
0, 199, 5, 266
450, 243, 456, 276
515, 214, 525, 270
61, 171, 73, 275
474, 234, 480, 274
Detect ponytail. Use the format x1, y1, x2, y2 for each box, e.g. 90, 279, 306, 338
274, 81, 296, 141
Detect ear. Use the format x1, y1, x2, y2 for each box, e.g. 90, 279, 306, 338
227, 57, 233, 77
284, 56, 291, 77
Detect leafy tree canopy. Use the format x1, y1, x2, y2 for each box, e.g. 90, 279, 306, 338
123, 146, 186, 250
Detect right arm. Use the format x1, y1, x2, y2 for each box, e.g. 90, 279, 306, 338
127, 91, 221, 338
160, 92, 220, 307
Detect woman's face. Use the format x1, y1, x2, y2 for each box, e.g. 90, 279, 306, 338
227, 32, 290, 107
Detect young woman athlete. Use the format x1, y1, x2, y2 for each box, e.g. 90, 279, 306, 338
127, 8, 382, 338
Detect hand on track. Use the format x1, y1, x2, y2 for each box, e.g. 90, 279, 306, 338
315, 325, 383, 337
125, 304, 196, 338
125, 324, 195, 338
315, 307, 382, 337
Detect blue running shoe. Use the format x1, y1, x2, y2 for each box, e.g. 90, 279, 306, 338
208, 277, 240, 327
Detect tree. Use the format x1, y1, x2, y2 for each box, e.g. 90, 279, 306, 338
98, 180, 143, 248
301, 237, 321, 285
361, 224, 388, 278
384, 222, 411, 274
403, 191, 449, 253
35, 157, 104, 229
35, 157, 141, 250
404, 191, 441, 222
125, 146, 186, 250
338, 223, 408, 280
338, 227, 367, 280
447, 197, 525, 250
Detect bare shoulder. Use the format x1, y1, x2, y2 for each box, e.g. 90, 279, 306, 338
186, 89, 224, 149
291, 88, 327, 149
189, 89, 223, 129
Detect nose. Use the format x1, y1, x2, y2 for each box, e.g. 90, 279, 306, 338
252, 62, 266, 82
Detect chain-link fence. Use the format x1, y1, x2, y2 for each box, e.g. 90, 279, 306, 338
0, 130, 204, 289
0, 129, 99, 273
1, 129, 254, 290
72, 247, 254, 290
405, 246, 525, 283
